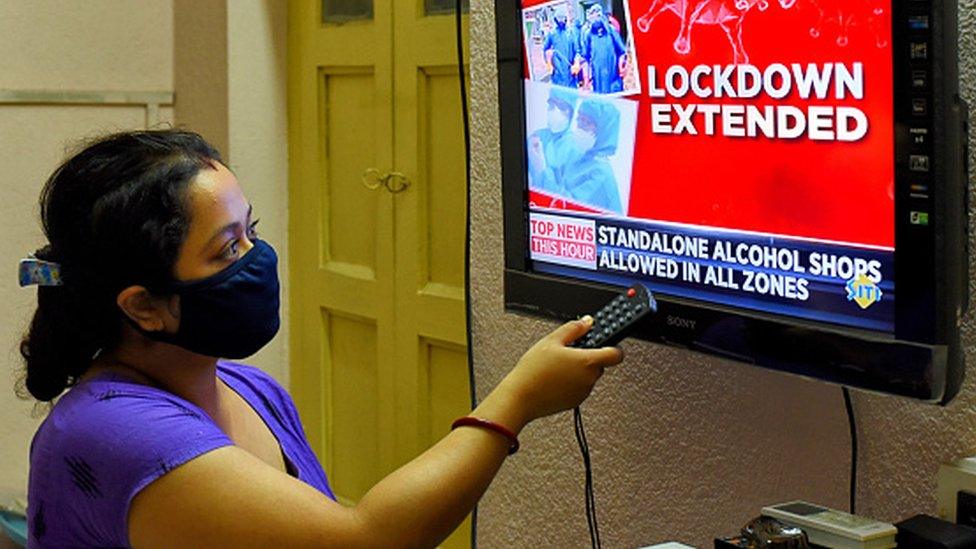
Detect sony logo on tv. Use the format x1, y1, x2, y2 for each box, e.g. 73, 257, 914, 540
667, 316, 697, 330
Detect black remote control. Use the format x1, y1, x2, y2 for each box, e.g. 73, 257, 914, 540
573, 284, 657, 349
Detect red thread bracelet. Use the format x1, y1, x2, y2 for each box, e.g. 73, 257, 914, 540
451, 416, 520, 455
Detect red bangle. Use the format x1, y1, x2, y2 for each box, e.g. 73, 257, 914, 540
451, 416, 520, 455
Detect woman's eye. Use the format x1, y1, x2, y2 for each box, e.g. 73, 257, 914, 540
220, 219, 259, 261
225, 240, 240, 259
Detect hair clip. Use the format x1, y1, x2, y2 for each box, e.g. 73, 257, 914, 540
19, 258, 63, 287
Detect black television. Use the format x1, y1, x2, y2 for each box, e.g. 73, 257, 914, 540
496, 0, 970, 403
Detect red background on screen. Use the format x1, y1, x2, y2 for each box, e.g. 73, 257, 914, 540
521, 0, 894, 248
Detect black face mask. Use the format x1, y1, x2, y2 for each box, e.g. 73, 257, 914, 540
140, 239, 280, 359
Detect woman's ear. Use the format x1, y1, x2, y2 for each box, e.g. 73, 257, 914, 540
117, 286, 170, 332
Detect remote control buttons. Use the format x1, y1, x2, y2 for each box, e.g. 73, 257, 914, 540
575, 285, 655, 348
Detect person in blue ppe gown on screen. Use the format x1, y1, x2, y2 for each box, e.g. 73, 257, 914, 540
575, 12, 587, 53
543, 5, 580, 88
559, 98, 623, 213
581, 4, 627, 94
527, 87, 579, 193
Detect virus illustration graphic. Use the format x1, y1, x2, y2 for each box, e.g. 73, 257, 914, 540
635, 0, 798, 64
806, 0, 889, 48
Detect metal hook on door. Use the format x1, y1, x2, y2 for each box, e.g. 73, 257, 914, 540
362, 168, 411, 194
384, 172, 411, 194
361, 167, 383, 190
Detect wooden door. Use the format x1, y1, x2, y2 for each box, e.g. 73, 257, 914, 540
288, 1, 470, 546
288, 0, 398, 506
391, 2, 471, 547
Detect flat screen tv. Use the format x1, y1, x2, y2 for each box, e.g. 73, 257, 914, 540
496, 0, 970, 403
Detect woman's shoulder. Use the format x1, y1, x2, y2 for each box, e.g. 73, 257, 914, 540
38, 374, 215, 437
216, 360, 291, 402
28, 374, 233, 547
216, 360, 300, 422
216, 359, 281, 385
31, 373, 233, 473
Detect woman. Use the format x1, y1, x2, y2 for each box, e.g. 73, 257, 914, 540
19, 130, 623, 547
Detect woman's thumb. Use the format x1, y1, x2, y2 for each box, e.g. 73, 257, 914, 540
552, 315, 593, 345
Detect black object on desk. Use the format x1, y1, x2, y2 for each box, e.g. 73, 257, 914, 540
895, 514, 976, 548
716, 516, 810, 548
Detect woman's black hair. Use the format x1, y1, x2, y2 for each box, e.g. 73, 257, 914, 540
19, 129, 222, 401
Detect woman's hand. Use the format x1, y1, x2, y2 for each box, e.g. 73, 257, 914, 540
494, 317, 624, 426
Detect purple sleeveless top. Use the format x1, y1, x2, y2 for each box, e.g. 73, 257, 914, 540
26, 361, 335, 547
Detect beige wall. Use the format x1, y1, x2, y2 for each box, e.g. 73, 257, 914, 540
226, 0, 290, 387
173, 0, 289, 384
174, 0, 229, 155
0, 1, 173, 91
0, 0, 175, 504
0, 0, 289, 521
470, 1, 976, 547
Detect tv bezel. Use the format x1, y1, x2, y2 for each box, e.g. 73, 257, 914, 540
497, 0, 968, 403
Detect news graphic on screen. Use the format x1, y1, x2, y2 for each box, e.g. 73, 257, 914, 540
522, 0, 895, 333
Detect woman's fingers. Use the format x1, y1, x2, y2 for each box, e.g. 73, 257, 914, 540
550, 318, 625, 369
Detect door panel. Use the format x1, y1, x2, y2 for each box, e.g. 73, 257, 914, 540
418, 338, 472, 549
319, 68, 379, 275
325, 311, 380, 504
419, 339, 470, 449
420, 68, 467, 290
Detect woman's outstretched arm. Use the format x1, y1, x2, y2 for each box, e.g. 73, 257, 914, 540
129, 317, 622, 548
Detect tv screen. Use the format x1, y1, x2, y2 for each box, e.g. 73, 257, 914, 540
498, 0, 969, 402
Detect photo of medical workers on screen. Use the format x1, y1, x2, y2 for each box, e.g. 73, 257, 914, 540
525, 80, 637, 215
522, 0, 641, 97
